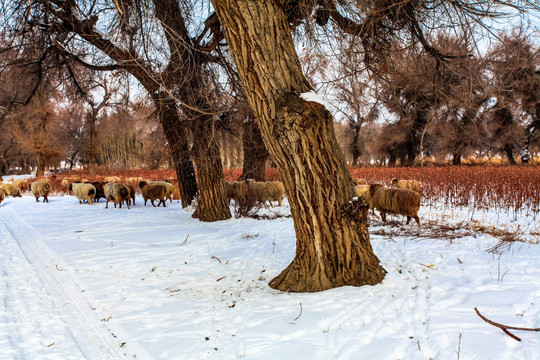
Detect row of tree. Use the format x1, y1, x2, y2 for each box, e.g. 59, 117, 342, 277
1, 0, 538, 292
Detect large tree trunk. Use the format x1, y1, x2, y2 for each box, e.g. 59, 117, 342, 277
191, 117, 232, 221
154, 92, 198, 207
241, 119, 269, 181
212, 0, 386, 292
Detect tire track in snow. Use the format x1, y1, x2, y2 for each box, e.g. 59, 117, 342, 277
0, 207, 153, 360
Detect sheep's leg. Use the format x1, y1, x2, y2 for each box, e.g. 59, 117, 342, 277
45, 196, 48, 203
414, 216, 421, 226
151, 199, 156, 207
406, 216, 411, 225
106, 200, 109, 209
35, 196, 39, 202
380, 212, 387, 223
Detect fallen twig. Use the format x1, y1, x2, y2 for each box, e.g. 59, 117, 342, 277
178, 234, 189, 246
211, 255, 222, 263
474, 307, 540, 342
290, 303, 303, 323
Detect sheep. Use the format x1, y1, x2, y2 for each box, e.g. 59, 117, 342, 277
69, 182, 96, 204
104, 176, 121, 183
353, 178, 367, 185
147, 181, 176, 202
245, 179, 285, 207
104, 183, 131, 209
391, 178, 422, 194
126, 184, 136, 206
12, 179, 29, 192
0, 183, 21, 197
354, 184, 372, 209
91, 181, 107, 202
31, 180, 51, 203
139, 181, 167, 207
369, 184, 421, 226
224, 181, 242, 202
0, 187, 5, 206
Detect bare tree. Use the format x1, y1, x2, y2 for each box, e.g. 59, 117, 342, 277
487, 30, 540, 164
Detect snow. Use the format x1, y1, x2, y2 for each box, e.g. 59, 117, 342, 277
1, 189, 539, 359
299, 91, 330, 109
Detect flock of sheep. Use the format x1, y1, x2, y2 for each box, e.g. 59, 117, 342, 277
0, 175, 423, 226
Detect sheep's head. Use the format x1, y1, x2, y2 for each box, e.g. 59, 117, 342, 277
391, 178, 398, 185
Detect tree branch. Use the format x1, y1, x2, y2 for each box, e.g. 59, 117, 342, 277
52, 40, 124, 72
474, 307, 540, 342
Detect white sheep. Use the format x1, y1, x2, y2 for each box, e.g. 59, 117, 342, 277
391, 178, 422, 194
69, 182, 97, 204
0, 183, 21, 197
354, 184, 372, 209
31, 180, 51, 203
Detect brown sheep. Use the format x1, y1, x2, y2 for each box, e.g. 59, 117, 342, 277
0, 183, 21, 198
139, 181, 167, 207
245, 179, 285, 207
391, 178, 422, 194
12, 179, 29, 192
104, 183, 131, 209
369, 184, 421, 226
91, 181, 107, 202
0, 187, 5, 206
147, 181, 175, 202
127, 184, 136, 206
31, 180, 51, 203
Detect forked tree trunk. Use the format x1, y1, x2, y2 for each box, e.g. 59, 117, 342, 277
191, 118, 231, 221
212, 0, 386, 292
241, 119, 269, 181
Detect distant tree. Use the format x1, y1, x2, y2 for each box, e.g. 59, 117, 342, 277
488, 29, 540, 164
427, 34, 489, 165
486, 31, 538, 165
376, 44, 437, 166
8, 89, 66, 177
333, 45, 379, 166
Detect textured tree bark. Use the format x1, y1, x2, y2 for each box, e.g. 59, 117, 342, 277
211, 0, 386, 292
241, 120, 269, 181
191, 118, 232, 221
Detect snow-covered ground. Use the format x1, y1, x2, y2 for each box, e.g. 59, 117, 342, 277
0, 183, 539, 359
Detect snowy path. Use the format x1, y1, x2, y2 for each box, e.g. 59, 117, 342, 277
0, 207, 151, 360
